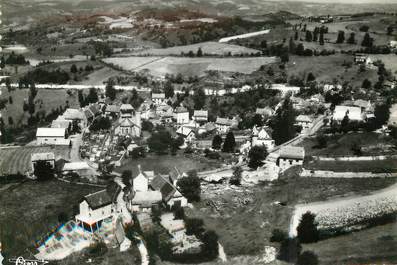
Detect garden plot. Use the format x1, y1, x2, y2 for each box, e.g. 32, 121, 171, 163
103, 56, 277, 77
289, 183, 397, 237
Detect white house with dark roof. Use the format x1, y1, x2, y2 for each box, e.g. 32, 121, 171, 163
174, 106, 190, 124
114, 104, 142, 137
215, 117, 234, 133
176, 126, 196, 144
152, 93, 166, 105
150, 174, 188, 208
36, 128, 69, 145
278, 146, 305, 171
130, 190, 162, 212
75, 188, 119, 233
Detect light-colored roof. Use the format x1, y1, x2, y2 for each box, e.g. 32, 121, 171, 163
51, 119, 71, 129
31, 152, 55, 161
62, 108, 85, 120
257, 127, 272, 140
63, 162, 90, 171
105, 105, 120, 113
152, 93, 166, 99
36, 128, 66, 137
160, 213, 185, 233
333, 105, 363, 121
256, 107, 273, 116
279, 146, 305, 160
216, 117, 233, 126
193, 110, 208, 117
174, 106, 188, 113
131, 190, 162, 207
120, 104, 134, 112
296, 115, 312, 123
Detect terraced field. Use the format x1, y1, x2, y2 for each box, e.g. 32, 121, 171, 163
0, 146, 71, 175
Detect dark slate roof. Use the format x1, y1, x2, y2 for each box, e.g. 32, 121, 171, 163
89, 104, 101, 116
84, 183, 121, 210
150, 175, 177, 202
84, 109, 94, 119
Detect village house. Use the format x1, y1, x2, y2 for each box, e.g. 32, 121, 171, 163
256, 107, 274, 118
132, 167, 154, 192
295, 115, 313, 130
354, 53, 373, 68
114, 104, 142, 137
31, 152, 55, 172
173, 106, 190, 124
62, 162, 96, 182
152, 93, 166, 105
215, 117, 234, 134
36, 128, 70, 145
278, 146, 305, 171
150, 174, 188, 208
51, 118, 72, 134
75, 188, 120, 233
271, 84, 300, 96
130, 190, 162, 213
160, 213, 186, 244
332, 105, 365, 123
61, 108, 87, 128
252, 126, 275, 151
176, 126, 196, 144
193, 110, 208, 124
104, 105, 120, 118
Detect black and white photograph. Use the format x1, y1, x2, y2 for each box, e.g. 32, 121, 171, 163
1, 0, 397, 264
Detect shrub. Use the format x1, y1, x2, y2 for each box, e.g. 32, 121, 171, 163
297, 211, 319, 243
296, 251, 319, 265
270, 229, 287, 242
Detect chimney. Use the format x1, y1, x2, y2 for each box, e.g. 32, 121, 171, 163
138, 164, 142, 174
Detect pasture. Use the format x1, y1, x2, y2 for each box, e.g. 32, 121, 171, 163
127, 41, 261, 56
103, 56, 277, 77
0, 145, 71, 176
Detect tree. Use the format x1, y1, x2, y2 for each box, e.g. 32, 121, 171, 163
70, 64, 78, 73
294, 31, 299, 40
222, 131, 236, 153
306, 72, 316, 83
296, 43, 305, 56
248, 146, 268, 169
351, 142, 362, 156
289, 37, 296, 54
185, 218, 205, 236
147, 130, 172, 154
121, 170, 132, 187
163, 81, 174, 99
270, 229, 287, 242
230, 166, 242, 185
212, 135, 223, 150
296, 251, 319, 265
361, 33, 373, 47
8, 96, 13, 104
387, 26, 394, 36
33, 160, 54, 181
341, 113, 350, 133
316, 134, 327, 148
85, 87, 98, 104
374, 103, 390, 129
177, 171, 201, 202
78, 90, 85, 107
105, 80, 116, 101
193, 88, 206, 110
359, 25, 369, 32
362, 79, 372, 89
173, 205, 185, 220
8, 117, 14, 126
277, 238, 301, 262
305, 30, 313, 42
347, 32, 356, 44
319, 31, 324, 45
336, 30, 345, 43
197, 47, 203, 57
201, 230, 219, 258
270, 97, 296, 145
280, 50, 289, 63
297, 211, 319, 243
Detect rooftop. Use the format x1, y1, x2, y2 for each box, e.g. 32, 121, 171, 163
279, 146, 305, 160
31, 152, 55, 162
36, 128, 66, 137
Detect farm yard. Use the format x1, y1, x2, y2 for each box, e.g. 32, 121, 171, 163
103, 56, 278, 77
126, 41, 261, 56
0, 145, 71, 176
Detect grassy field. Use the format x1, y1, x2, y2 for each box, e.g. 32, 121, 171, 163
370, 54, 397, 74
304, 223, 397, 265
115, 153, 222, 176
0, 180, 101, 259
0, 146, 71, 176
287, 54, 378, 88
0, 87, 79, 127
186, 173, 397, 257
78, 66, 127, 86
299, 132, 396, 157
129, 41, 261, 56
306, 159, 397, 172
103, 56, 277, 77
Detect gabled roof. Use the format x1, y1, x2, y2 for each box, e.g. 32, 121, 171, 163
105, 104, 120, 113
31, 152, 55, 162
256, 107, 273, 116
84, 109, 94, 119
62, 108, 85, 120
84, 189, 113, 210
193, 110, 208, 117
89, 104, 101, 116
120, 104, 134, 112
152, 93, 165, 99
51, 119, 71, 129
131, 190, 162, 207
296, 115, 312, 123
279, 146, 305, 160
216, 117, 233, 126
176, 126, 194, 137
174, 106, 188, 113
36, 128, 66, 137
333, 105, 363, 121
150, 174, 179, 202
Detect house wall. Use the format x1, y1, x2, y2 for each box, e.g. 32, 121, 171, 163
37, 136, 65, 145
216, 124, 229, 134
279, 158, 303, 170
78, 200, 113, 223
252, 138, 275, 151
31, 159, 55, 172
133, 174, 149, 192
177, 112, 190, 124
167, 197, 188, 208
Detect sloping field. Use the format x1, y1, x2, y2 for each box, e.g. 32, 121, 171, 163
129, 42, 261, 56
103, 56, 277, 77
0, 146, 71, 175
